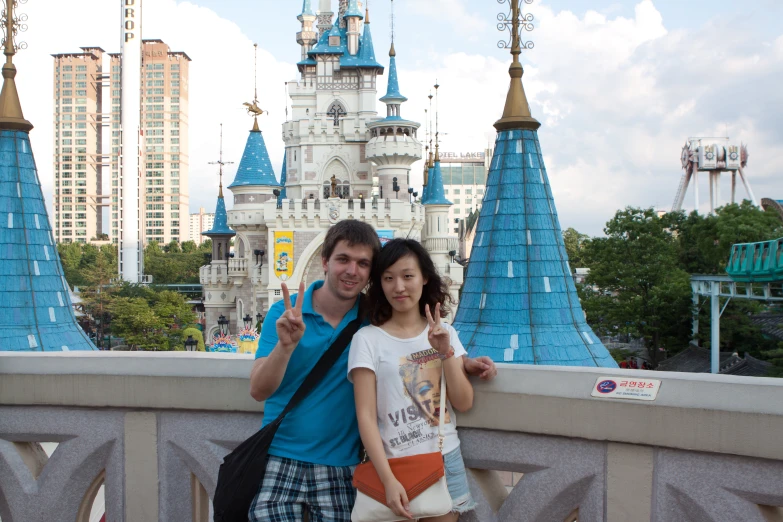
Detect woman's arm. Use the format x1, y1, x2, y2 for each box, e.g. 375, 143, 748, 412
352, 368, 414, 520
443, 355, 473, 412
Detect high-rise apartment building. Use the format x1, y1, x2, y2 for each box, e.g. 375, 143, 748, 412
52, 40, 190, 246
189, 207, 215, 246
51, 47, 109, 244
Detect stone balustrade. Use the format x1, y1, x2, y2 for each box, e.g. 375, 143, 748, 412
1, 353, 782, 522
227, 198, 425, 231
198, 263, 229, 286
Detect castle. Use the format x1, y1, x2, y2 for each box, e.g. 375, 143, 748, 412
199, 0, 462, 342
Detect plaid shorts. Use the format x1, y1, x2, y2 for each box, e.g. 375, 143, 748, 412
249, 455, 357, 522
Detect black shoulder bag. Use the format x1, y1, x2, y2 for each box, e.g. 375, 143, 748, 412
213, 312, 364, 522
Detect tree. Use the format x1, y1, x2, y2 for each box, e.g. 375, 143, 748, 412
581, 208, 693, 365
80, 249, 119, 348
181, 327, 206, 351
563, 228, 589, 268
110, 297, 167, 350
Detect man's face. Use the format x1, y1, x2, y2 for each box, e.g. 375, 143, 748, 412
321, 240, 374, 302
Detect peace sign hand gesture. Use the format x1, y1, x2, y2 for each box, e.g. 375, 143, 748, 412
277, 282, 306, 354
425, 303, 451, 356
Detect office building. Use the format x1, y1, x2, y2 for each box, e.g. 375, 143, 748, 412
438, 150, 491, 233
189, 208, 215, 245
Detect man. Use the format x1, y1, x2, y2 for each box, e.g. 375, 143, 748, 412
249, 220, 497, 521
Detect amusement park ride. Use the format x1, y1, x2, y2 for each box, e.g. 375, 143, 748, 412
672, 137, 757, 214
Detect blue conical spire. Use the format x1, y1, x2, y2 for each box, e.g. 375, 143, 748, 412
422, 156, 451, 206
380, 44, 407, 105
300, 0, 316, 17
228, 126, 279, 188
356, 14, 380, 66
278, 151, 288, 204
451, 129, 617, 367
0, 130, 96, 351
343, 0, 363, 19
203, 190, 235, 238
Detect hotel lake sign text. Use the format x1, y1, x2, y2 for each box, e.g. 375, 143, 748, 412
439, 152, 486, 163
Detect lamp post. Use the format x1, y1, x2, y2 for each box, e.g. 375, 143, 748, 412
449, 250, 457, 263
218, 314, 229, 336
184, 335, 198, 352
408, 187, 414, 203
393, 177, 400, 199
243, 314, 253, 330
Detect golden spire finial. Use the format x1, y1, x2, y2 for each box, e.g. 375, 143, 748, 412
494, 0, 540, 131
365, 1, 370, 24
0, 0, 33, 131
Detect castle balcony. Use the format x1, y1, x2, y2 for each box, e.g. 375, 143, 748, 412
199, 262, 229, 286
1, 353, 782, 522
228, 198, 425, 231
424, 236, 459, 256
366, 134, 422, 165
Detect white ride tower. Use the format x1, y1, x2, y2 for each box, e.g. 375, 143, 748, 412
672, 137, 757, 214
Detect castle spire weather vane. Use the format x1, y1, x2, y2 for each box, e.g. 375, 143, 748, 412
0, 0, 32, 131
209, 123, 234, 198
494, 0, 539, 131
243, 43, 266, 131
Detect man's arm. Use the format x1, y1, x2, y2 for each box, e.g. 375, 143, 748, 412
249, 283, 306, 402
464, 356, 498, 381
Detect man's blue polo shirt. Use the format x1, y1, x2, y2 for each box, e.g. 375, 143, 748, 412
255, 280, 366, 467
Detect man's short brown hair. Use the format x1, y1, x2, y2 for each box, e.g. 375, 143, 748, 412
321, 220, 381, 262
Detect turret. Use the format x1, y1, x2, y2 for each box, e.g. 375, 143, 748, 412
297, 0, 318, 60
317, 0, 334, 36
343, 0, 363, 56
203, 168, 236, 265
228, 117, 280, 209
366, 42, 421, 199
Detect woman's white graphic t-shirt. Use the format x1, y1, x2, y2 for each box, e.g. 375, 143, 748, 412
348, 323, 467, 459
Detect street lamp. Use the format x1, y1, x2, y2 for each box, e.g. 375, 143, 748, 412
393, 177, 400, 199
449, 250, 457, 263
184, 335, 198, 352
408, 187, 414, 203
243, 314, 253, 330
254, 249, 265, 265
218, 315, 229, 336
256, 312, 263, 325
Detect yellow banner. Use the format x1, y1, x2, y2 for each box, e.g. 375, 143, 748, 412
274, 231, 295, 281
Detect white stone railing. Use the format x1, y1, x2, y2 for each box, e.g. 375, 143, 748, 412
228, 258, 248, 276
198, 263, 229, 286
1, 353, 782, 522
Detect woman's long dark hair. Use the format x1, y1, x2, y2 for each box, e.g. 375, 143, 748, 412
367, 238, 453, 326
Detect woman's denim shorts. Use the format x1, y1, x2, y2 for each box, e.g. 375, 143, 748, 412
444, 445, 477, 514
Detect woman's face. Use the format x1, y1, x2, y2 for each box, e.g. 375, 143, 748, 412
381, 254, 427, 316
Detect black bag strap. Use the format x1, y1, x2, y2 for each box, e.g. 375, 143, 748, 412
275, 296, 364, 421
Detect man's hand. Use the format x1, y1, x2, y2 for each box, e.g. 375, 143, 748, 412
277, 282, 306, 354
464, 356, 497, 381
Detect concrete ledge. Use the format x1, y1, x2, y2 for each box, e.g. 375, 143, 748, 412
1, 355, 782, 460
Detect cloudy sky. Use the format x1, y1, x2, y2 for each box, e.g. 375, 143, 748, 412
15, 0, 783, 236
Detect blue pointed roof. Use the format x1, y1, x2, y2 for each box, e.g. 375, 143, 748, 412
203, 193, 235, 237
229, 128, 279, 188
451, 129, 618, 367
278, 151, 288, 203
309, 18, 384, 69
380, 51, 407, 104
300, 0, 315, 17
343, 0, 363, 19
0, 130, 96, 351
421, 160, 451, 206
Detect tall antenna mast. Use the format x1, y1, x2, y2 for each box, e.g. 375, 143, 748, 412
209, 123, 234, 198
390, 0, 395, 44
428, 91, 433, 166
254, 43, 258, 104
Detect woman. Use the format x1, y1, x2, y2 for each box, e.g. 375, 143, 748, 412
348, 239, 477, 521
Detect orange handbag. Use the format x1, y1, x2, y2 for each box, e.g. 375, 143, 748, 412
351, 368, 452, 522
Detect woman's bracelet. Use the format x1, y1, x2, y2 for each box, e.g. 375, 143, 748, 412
439, 347, 455, 361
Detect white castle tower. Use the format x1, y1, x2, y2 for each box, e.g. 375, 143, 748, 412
366, 42, 422, 200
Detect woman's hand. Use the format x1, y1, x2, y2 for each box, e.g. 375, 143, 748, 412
383, 477, 414, 519
425, 303, 451, 355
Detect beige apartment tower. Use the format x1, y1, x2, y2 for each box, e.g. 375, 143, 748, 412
52, 40, 190, 246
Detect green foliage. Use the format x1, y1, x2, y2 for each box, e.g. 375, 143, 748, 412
563, 227, 589, 268
182, 327, 206, 351
761, 345, 783, 377
143, 240, 212, 284
578, 203, 783, 369
581, 208, 695, 365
